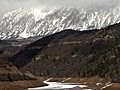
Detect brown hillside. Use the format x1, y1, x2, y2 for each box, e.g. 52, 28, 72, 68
11, 23, 120, 82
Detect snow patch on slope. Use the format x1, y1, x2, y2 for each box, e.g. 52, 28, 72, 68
0, 7, 120, 39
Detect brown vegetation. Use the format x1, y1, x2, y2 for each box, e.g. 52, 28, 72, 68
10, 23, 120, 82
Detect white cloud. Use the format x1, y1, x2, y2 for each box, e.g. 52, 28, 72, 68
0, 0, 120, 14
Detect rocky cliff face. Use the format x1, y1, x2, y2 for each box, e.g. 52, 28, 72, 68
0, 8, 120, 39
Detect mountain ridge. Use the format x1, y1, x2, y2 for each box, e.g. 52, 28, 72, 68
10, 23, 120, 82
0, 8, 120, 39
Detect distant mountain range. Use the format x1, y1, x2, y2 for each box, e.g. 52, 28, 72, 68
0, 8, 120, 84
0, 21, 119, 84
0, 8, 120, 39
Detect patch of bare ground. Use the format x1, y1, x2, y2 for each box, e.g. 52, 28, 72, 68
103, 83, 120, 90
0, 80, 47, 90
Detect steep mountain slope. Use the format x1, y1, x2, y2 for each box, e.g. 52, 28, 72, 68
0, 58, 31, 81
0, 8, 120, 39
0, 40, 47, 90
0, 38, 41, 82
11, 23, 120, 82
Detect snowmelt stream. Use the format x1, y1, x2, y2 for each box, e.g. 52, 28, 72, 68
28, 79, 92, 90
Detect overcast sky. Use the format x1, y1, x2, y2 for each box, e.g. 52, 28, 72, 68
0, 0, 120, 14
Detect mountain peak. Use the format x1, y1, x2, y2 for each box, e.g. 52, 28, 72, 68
0, 7, 120, 39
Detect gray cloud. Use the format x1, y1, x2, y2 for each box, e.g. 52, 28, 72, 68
37, 0, 120, 8
0, 0, 120, 14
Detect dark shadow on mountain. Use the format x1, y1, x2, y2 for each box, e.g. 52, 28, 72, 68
10, 23, 120, 81
11, 29, 98, 68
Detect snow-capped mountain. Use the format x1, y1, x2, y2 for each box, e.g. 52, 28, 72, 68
0, 8, 120, 39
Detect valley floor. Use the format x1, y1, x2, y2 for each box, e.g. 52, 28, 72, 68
0, 80, 46, 90
103, 83, 120, 90
0, 77, 119, 90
